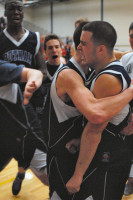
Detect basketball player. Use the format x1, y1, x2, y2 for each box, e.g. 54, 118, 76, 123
30, 33, 65, 188
0, 0, 47, 195
0, 60, 47, 193
42, 21, 133, 200
66, 21, 133, 200
120, 50, 133, 196
31, 33, 64, 118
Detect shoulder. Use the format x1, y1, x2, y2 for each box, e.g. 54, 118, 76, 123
120, 51, 133, 63
27, 30, 39, 39
57, 67, 84, 87
93, 73, 122, 98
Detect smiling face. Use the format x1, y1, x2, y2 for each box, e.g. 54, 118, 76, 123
5, 1, 24, 26
45, 39, 62, 66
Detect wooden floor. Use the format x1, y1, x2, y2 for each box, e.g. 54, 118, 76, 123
0, 159, 49, 200
1, 159, 133, 200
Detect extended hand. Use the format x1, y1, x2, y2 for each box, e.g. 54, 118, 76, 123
23, 81, 37, 105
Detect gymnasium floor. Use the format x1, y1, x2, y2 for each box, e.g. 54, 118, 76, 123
0, 159, 133, 200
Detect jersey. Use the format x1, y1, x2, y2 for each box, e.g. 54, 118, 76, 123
87, 60, 132, 170
120, 52, 133, 78
42, 57, 86, 199
31, 61, 63, 117
0, 60, 47, 170
0, 28, 40, 69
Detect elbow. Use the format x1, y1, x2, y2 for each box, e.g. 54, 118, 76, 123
87, 111, 107, 124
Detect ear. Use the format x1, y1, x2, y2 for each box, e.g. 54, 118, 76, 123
97, 45, 106, 56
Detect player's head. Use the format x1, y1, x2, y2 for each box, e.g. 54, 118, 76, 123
78, 21, 117, 67
44, 34, 62, 66
5, 0, 23, 9
75, 17, 89, 29
4, 0, 24, 26
82, 21, 117, 54
73, 21, 89, 50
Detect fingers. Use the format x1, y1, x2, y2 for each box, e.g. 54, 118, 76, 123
66, 144, 78, 154
26, 81, 37, 92
23, 97, 29, 105
66, 138, 80, 154
23, 81, 38, 105
66, 185, 80, 194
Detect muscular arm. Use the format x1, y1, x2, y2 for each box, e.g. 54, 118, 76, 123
114, 50, 130, 60
57, 69, 133, 124
66, 121, 108, 193
66, 73, 123, 193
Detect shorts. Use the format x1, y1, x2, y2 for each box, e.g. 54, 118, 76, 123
129, 164, 133, 178
29, 148, 47, 176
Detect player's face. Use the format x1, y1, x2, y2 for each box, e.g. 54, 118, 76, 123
5, 2, 24, 26
78, 31, 98, 68
129, 29, 133, 49
45, 39, 62, 66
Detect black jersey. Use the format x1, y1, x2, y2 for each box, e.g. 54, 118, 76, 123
41, 57, 86, 199
30, 62, 64, 117
0, 29, 40, 69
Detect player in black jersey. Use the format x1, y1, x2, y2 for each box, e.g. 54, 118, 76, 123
31, 33, 64, 117
0, 60, 47, 191
0, 0, 47, 196
66, 21, 133, 200
42, 21, 133, 200
29, 34, 66, 188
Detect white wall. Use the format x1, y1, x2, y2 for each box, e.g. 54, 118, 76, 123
0, 4, 4, 17
0, 0, 133, 50
31, 0, 133, 50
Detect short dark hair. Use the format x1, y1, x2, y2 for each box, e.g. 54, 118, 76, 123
44, 34, 62, 50
129, 22, 133, 33
5, 0, 23, 9
73, 21, 89, 50
82, 21, 117, 54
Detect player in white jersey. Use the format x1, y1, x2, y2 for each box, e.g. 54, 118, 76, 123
120, 52, 133, 196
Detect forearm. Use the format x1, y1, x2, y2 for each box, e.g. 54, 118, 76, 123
66, 121, 106, 193
21, 68, 43, 87
87, 87, 133, 124
101, 87, 133, 120
73, 122, 106, 178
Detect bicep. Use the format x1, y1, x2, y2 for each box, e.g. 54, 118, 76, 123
58, 71, 97, 117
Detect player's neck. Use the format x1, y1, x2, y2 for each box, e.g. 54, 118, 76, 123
7, 26, 25, 41
95, 56, 116, 74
